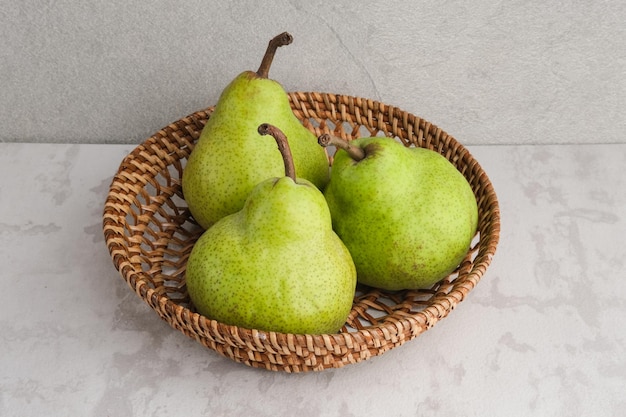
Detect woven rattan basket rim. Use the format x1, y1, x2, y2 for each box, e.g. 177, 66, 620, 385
103, 91, 500, 372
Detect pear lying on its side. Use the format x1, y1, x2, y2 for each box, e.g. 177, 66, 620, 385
182, 32, 329, 229
185, 125, 356, 335
319, 134, 478, 291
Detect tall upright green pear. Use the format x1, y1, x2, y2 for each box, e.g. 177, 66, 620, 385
182, 32, 329, 229
185, 124, 356, 335
318, 134, 478, 291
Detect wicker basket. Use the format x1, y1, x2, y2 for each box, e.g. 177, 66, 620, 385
103, 92, 500, 372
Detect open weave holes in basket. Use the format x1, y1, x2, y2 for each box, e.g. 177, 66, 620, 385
103, 92, 500, 372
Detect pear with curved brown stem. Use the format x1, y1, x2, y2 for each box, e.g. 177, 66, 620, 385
182, 32, 329, 229
185, 124, 356, 335
319, 134, 478, 291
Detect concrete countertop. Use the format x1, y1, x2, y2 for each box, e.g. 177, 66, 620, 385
1, 142, 624, 416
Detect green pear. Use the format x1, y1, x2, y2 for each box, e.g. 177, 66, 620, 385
182, 32, 329, 229
318, 134, 478, 291
185, 124, 356, 334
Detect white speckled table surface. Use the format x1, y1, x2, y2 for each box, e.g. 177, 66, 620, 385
1, 142, 624, 416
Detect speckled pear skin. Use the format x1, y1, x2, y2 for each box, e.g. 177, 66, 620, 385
324, 137, 478, 291
182, 72, 330, 229
185, 176, 356, 335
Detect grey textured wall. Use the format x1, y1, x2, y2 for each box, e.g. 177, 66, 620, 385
1, 0, 625, 145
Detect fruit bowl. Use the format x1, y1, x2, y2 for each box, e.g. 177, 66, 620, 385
103, 92, 500, 372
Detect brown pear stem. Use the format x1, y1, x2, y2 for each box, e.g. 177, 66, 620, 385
256, 32, 293, 78
318, 134, 366, 161
258, 123, 296, 181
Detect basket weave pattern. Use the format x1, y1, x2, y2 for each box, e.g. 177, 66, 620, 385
103, 92, 500, 372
